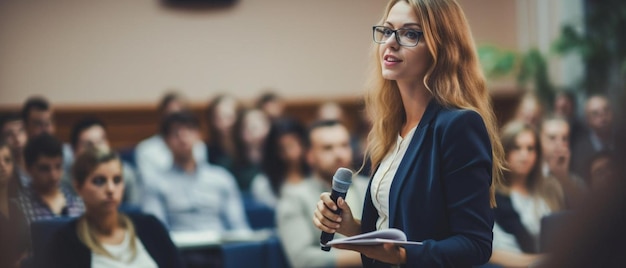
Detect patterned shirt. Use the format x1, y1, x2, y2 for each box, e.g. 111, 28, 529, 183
17, 185, 85, 225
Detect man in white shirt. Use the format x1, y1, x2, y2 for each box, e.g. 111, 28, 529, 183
142, 112, 249, 232
135, 92, 207, 184
276, 120, 367, 268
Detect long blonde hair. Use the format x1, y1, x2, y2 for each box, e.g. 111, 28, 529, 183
364, 0, 505, 206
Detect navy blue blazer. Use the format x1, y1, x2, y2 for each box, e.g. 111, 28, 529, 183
361, 100, 494, 267
45, 213, 185, 268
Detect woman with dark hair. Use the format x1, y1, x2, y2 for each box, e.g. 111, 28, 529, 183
205, 94, 241, 170
46, 150, 184, 268
0, 141, 29, 268
230, 108, 270, 192
253, 118, 309, 206
489, 121, 564, 267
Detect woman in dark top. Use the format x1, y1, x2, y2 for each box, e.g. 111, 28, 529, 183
205, 94, 241, 170
0, 141, 29, 268
231, 108, 271, 192
46, 150, 184, 268
490, 121, 564, 267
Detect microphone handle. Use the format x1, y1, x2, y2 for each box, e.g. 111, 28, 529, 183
320, 189, 347, 251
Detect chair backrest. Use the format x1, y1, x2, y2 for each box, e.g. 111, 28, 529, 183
30, 218, 74, 268
540, 211, 573, 252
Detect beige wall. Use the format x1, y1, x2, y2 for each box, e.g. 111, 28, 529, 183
0, 0, 518, 107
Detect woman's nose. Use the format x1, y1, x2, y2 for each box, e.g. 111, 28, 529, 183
384, 33, 400, 50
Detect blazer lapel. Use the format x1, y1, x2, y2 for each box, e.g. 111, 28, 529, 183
388, 100, 441, 226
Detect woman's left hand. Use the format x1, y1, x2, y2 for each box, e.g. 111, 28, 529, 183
332, 243, 407, 265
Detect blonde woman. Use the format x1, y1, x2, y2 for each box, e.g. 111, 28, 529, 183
46, 150, 184, 268
313, 0, 505, 266
490, 121, 563, 267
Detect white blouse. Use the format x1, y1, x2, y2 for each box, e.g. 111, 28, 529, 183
370, 126, 417, 230
92, 231, 158, 268
492, 191, 552, 253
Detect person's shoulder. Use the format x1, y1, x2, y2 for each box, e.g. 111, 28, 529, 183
199, 163, 235, 180
280, 178, 314, 197
135, 135, 164, 152
435, 107, 483, 126
127, 212, 162, 227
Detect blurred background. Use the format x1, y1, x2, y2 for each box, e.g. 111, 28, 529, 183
1, 0, 620, 104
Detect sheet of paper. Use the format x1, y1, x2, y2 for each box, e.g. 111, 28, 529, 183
324, 228, 422, 246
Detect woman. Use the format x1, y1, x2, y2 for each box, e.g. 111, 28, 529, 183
253, 118, 309, 207
490, 121, 563, 267
0, 142, 28, 268
313, 0, 505, 266
205, 94, 241, 170
231, 108, 270, 192
46, 150, 184, 268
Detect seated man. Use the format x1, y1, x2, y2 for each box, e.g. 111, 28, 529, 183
276, 120, 368, 268
135, 92, 207, 184
17, 133, 84, 224
65, 117, 141, 206
142, 112, 250, 232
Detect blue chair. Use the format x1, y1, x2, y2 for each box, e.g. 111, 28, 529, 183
242, 194, 276, 230
221, 236, 289, 268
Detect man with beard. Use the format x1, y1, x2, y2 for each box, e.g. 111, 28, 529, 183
276, 120, 368, 268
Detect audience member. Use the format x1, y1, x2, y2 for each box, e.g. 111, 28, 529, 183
276, 120, 367, 268
205, 94, 240, 170
553, 90, 584, 146
256, 91, 286, 121
46, 150, 184, 268
67, 117, 141, 206
0, 113, 29, 187
540, 116, 587, 209
231, 108, 270, 192
17, 133, 84, 224
142, 112, 250, 232
571, 95, 615, 179
255, 118, 309, 207
0, 142, 29, 268
21, 96, 74, 176
135, 91, 207, 184
535, 98, 626, 268
513, 92, 544, 130
489, 121, 564, 267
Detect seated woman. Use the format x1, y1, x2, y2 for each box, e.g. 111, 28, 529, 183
46, 150, 184, 268
489, 121, 564, 267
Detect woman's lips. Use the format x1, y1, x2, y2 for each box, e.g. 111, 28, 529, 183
384, 54, 402, 66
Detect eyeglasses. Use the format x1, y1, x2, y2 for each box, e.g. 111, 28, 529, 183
372, 26, 423, 47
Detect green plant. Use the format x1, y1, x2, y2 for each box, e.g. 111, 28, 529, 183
478, 46, 555, 105
552, 0, 626, 96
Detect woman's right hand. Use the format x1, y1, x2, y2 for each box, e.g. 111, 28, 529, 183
312, 192, 360, 237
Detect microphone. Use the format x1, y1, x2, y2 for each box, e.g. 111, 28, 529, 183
320, 167, 353, 251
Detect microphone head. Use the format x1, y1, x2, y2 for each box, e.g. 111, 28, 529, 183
332, 167, 353, 193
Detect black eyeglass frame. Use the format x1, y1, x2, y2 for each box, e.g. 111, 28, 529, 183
372, 26, 423, 47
